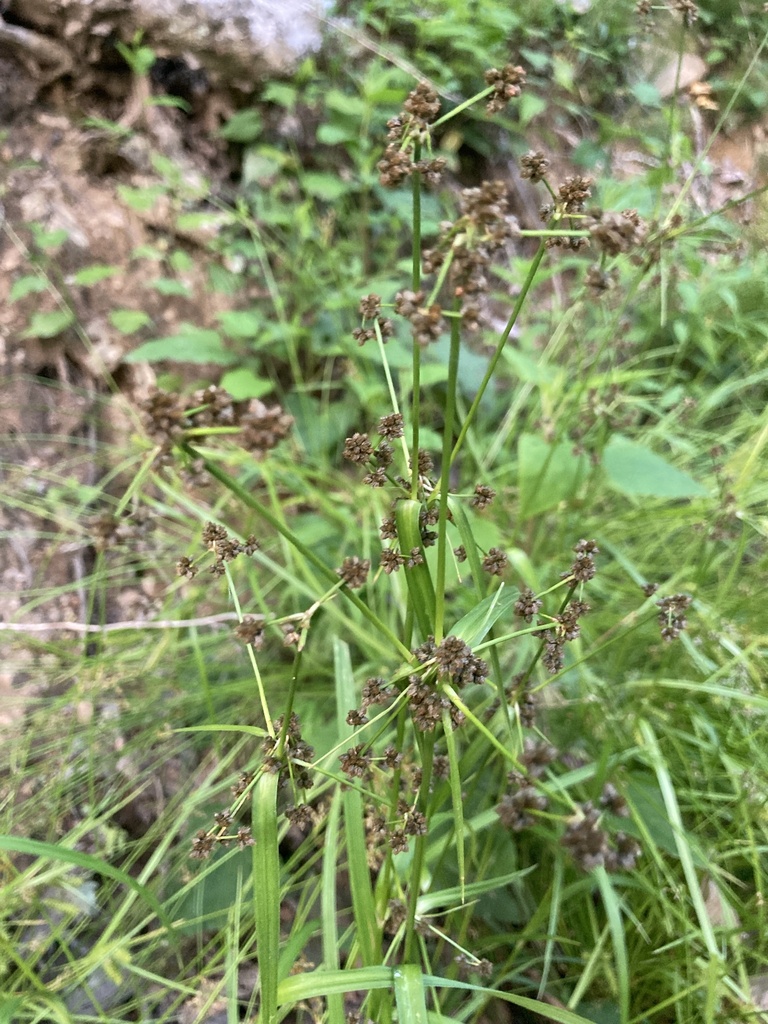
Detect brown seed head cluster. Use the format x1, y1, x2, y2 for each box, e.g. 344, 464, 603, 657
394, 289, 444, 347
336, 555, 371, 589
497, 785, 548, 831
671, 0, 698, 25
566, 538, 599, 583
378, 83, 445, 188
263, 713, 315, 789
233, 616, 265, 647
140, 386, 292, 462
520, 150, 550, 183
561, 801, 642, 872
199, 522, 259, 577
470, 484, 496, 510
484, 64, 527, 114
354, 292, 394, 346
514, 587, 542, 623
656, 593, 693, 641
90, 506, 155, 554
421, 181, 519, 329
588, 209, 648, 256
407, 676, 463, 732
482, 547, 508, 576
434, 635, 489, 687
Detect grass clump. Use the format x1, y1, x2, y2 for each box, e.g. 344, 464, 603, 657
2, 2, 768, 1023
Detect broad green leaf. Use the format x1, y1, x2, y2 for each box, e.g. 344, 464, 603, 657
31, 226, 68, 250
220, 368, 271, 400
394, 965, 429, 1024
150, 277, 192, 297
71, 264, 120, 285
117, 183, 166, 212
220, 109, 263, 143
21, 309, 75, 339
317, 123, 357, 146
10, 275, 48, 301
109, 309, 152, 334
449, 588, 517, 648
518, 92, 547, 126
518, 433, 589, 517
603, 435, 708, 498
218, 310, 262, 339
125, 326, 236, 364
302, 172, 351, 202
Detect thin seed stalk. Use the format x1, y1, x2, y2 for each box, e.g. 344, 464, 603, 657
434, 295, 463, 644
403, 730, 434, 961
179, 441, 413, 662
443, 242, 546, 487
410, 144, 422, 499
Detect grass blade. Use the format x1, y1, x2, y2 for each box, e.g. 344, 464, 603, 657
252, 771, 280, 1024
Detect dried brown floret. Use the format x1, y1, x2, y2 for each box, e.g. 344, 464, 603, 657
359, 293, 382, 319
497, 786, 547, 831
482, 547, 508, 576
378, 412, 405, 439
656, 593, 693, 641
406, 547, 424, 567
471, 484, 496, 510
343, 432, 374, 464
520, 739, 558, 778
176, 556, 198, 579
514, 587, 542, 623
589, 209, 648, 256
484, 64, 526, 114
404, 82, 441, 122
380, 517, 397, 540
600, 782, 629, 817
520, 150, 550, 182
339, 744, 373, 780
363, 467, 387, 488
190, 829, 216, 860
336, 556, 371, 589
234, 616, 265, 647
561, 803, 608, 871
558, 175, 593, 213
380, 549, 406, 574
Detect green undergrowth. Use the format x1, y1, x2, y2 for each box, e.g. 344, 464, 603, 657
1, 3, 768, 1023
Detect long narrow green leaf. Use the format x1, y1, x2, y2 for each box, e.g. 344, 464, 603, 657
333, 639, 387, 1022
446, 497, 486, 597
416, 868, 535, 914
278, 967, 596, 1023
322, 796, 345, 1024
395, 499, 436, 639
448, 588, 517, 648
638, 719, 720, 958
278, 966, 394, 1002
0, 835, 174, 936
595, 868, 629, 1024
394, 965, 429, 1024
252, 772, 280, 1024
441, 708, 465, 902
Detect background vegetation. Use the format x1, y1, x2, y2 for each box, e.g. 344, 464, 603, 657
2, 1, 767, 1023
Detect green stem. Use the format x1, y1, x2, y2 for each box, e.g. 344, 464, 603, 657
403, 731, 434, 961
410, 146, 422, 499
437, 242, 546, 492
179, 442, 413, 662
434, 295, 462, 644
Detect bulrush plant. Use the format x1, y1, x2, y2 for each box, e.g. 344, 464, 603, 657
124, 30, 758, 1024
